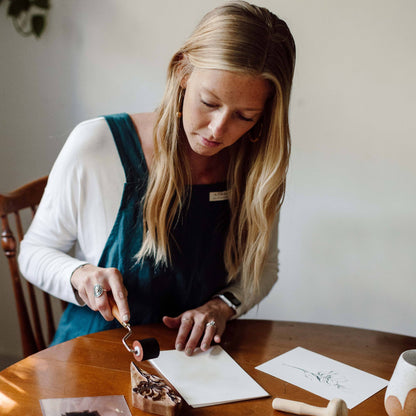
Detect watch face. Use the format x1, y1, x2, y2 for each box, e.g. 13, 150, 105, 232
223, 291, 241, 307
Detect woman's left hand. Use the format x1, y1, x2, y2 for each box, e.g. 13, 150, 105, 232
162, 298, 235, 356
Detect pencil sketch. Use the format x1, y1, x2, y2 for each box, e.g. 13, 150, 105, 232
283, 363, 349, 389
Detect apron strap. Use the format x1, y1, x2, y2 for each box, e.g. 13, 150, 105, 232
104, 113, 148, 182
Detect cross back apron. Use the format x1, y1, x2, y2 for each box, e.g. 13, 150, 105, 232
51, 113, 230, 345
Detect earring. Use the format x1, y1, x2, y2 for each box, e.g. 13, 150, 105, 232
249, 134, 260, 143
176, 88, 185, 119
249, 123, 263, 143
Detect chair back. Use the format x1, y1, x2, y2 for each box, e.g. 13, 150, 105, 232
0, 176, 65, 357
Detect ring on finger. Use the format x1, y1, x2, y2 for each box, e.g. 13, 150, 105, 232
206, 320, 216, 327
93, 284, 105, 298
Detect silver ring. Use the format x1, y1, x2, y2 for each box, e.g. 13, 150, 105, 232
93, 284, 105, 298
206, 320, 216, 327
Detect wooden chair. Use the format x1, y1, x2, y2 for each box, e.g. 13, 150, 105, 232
0, 176, 65, 357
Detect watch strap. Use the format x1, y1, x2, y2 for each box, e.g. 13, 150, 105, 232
213, 292, 241, 311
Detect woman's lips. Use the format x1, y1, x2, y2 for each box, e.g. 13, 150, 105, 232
201, 136, 221, 148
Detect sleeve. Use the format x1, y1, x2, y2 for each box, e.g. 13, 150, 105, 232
220, 214, 280, 318
18, 118, 122, 304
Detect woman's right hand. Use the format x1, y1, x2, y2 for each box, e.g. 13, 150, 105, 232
70, 264, 130, 323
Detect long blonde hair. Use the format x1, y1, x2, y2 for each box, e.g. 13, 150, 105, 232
137, 1, 296, 293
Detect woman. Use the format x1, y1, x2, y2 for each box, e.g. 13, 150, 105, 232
19, 1, 296, 355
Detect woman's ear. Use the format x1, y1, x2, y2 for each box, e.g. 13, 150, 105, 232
180, 75, 189, 89
174, 52, 190, 89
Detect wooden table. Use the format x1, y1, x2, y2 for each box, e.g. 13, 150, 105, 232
0, 319, 415, 415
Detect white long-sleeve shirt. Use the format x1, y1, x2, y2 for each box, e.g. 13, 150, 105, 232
18, 116, 279, 316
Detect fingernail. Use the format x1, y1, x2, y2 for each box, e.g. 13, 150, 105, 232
185, 348, 193, 356
123, 314, 129, 322
176, 343, 183, 351
201, 343, 208, 350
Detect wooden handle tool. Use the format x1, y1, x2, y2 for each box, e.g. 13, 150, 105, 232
272, 398, 348, 416
109, 295, 160, 361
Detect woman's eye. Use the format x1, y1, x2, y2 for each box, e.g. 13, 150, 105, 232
238, 114, 254, 122
201, 99, 254, 122
201, 100, 217, 108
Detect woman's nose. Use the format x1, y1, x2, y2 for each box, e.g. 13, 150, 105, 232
208, 110, 229, 138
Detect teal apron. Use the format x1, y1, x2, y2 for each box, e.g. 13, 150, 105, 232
51, 113, 230, 345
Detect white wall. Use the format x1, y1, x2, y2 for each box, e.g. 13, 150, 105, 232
1, 0, 415, 360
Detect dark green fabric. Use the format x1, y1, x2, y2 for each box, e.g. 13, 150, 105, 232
51, 113, 230, 344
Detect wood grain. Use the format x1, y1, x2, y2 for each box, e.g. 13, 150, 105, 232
1, 320, 415, 415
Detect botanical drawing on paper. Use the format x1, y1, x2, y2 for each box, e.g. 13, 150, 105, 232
283, 363, 349, 389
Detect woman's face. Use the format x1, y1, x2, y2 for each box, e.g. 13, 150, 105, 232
181, 68, 270, 158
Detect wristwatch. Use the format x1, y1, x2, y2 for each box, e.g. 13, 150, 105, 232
213, 291, 241, 312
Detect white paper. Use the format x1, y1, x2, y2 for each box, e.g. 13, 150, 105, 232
150, 345, 269, 408
255, 347, 388, 408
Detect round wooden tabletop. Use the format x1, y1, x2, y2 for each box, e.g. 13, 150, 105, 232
1, 319, 415, 415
